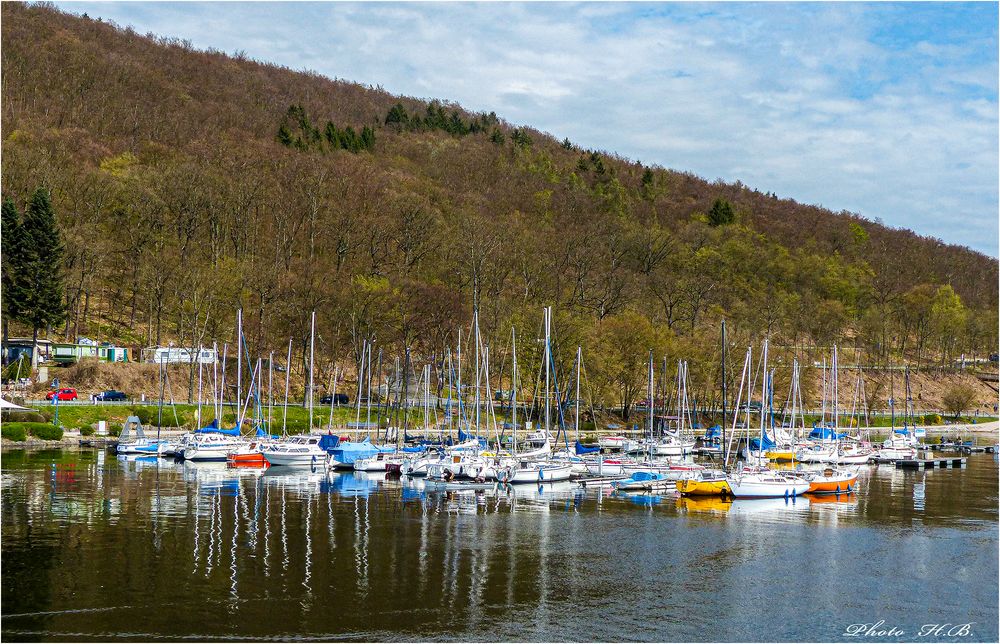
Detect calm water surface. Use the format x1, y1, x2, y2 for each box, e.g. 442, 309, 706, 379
2, 449, 997, 642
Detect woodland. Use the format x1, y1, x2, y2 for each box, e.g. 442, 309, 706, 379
2, 3, 997, 418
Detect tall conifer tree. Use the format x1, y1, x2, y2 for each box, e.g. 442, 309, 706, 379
21, 188, 66, 366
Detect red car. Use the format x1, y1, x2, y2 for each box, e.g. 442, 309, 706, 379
46, 388, 78, 401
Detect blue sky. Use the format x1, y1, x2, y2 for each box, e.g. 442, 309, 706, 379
55, 1, 999, 256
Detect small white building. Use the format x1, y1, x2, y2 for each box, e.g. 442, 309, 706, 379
142, 346, 217, 365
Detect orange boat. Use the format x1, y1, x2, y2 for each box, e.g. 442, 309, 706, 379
804, 467, 859, 494
226, 441, 269, 467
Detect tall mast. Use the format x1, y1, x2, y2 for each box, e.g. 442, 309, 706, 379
474, 310, 481, 434
366, 345, 373, 433
760, 339, 768, 450
196, 345, 203, 427
267, 351, 274, 434
512, 327, 518, 454
308, 311, 315, 432
722, 319, 729, 463
236, 308, 242, 429
544, 307, 551, 435
833, 345, 839, 431
647, 350, 654, 461
282, 338, 292, 436
575, 345, 582, 443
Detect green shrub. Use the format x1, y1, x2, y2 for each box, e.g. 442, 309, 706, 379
1, 411, 47, 423
1, 425, 27, 441
2, 422, 63, 441
29, 424, 64, 441
129, 407, 152, 424
923, 413, 942, 426
222, 412, 237, 423
108, 423, 123, 437
80, 426, 95, 436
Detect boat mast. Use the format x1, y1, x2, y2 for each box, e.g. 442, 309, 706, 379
355, 340, 366, 436
196, 345, 203, 427
475, 309, 481, 436
512, 327, 518, 454
721, 319, 727, 465
366, 345, 373, 434
833, 345, 839, 433
282, 337, 292, 437
237, 308, 243, 430
647, 350, 654, 462
267, 351, 274, 434
760, 339, 768, 455
308, 310, 315, 432
575, 345, 581, 444
544, 307, 551, 437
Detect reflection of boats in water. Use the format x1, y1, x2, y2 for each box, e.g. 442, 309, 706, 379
806, 491, 858, 505
614, 491, 666, 506
676, 494, 810, 515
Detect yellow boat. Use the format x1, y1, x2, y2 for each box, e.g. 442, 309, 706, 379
676, 472, 732, 496
765, 449, 796, 462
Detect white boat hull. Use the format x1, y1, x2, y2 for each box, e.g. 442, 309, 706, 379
727, 475, 810, 498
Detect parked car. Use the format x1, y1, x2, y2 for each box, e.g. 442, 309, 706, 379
46, 388, 78, 401
94, 390, 128, 402
319, 393, 349, 405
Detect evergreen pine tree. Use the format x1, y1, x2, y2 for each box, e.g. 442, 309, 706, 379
490, 129, 505, 145
360, 126, 376, 151
708, 198, 736, 226
21, 188, 66, 366
325, 122, 340, 149
1, 198, 29, 360
277, 123, 293, 146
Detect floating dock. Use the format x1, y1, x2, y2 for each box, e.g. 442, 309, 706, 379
894, 457, 967, 469
577, 475, 630, 488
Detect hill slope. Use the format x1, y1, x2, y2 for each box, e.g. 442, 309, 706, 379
1, 3, 996, 408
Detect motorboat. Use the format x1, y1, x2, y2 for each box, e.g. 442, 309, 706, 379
261, 434, 328, 466
181, 432, 245, 461
496, 460, 573, 484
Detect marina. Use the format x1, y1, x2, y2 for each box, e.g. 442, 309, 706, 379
1, 447, 997, 641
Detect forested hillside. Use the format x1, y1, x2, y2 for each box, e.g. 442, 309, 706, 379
2, 3, 997, 413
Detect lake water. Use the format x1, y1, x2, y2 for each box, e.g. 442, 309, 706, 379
2, 449, 997, 642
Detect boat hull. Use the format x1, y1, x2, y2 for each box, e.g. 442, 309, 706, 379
676, 478, 732, 496
726, 477, 810, 498
807, 475, 859, 494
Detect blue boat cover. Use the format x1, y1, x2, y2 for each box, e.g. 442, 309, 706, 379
808, 427, 850, 441
402, 445, 425, 453
704, 425, 722, 439
629, 471, 666, 482
195, 419, 241, 437
328, 437, 395, 464
318, 434, 341, 451
574, 440, 600, 455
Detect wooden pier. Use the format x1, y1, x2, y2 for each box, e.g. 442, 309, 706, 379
894, 457, 967, 469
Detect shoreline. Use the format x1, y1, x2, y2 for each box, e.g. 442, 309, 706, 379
2, 423, 996, 450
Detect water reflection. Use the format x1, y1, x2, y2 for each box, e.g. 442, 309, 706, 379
1, 450, 997, 642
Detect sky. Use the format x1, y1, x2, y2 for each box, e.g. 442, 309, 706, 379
54, 1, 999, 257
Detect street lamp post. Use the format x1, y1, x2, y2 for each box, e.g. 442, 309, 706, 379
51, 378, 60, 427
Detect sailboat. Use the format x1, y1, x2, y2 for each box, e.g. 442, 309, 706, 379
678, 321, 733, 496
497, 307, 572, 484
726, 340, 810, 498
